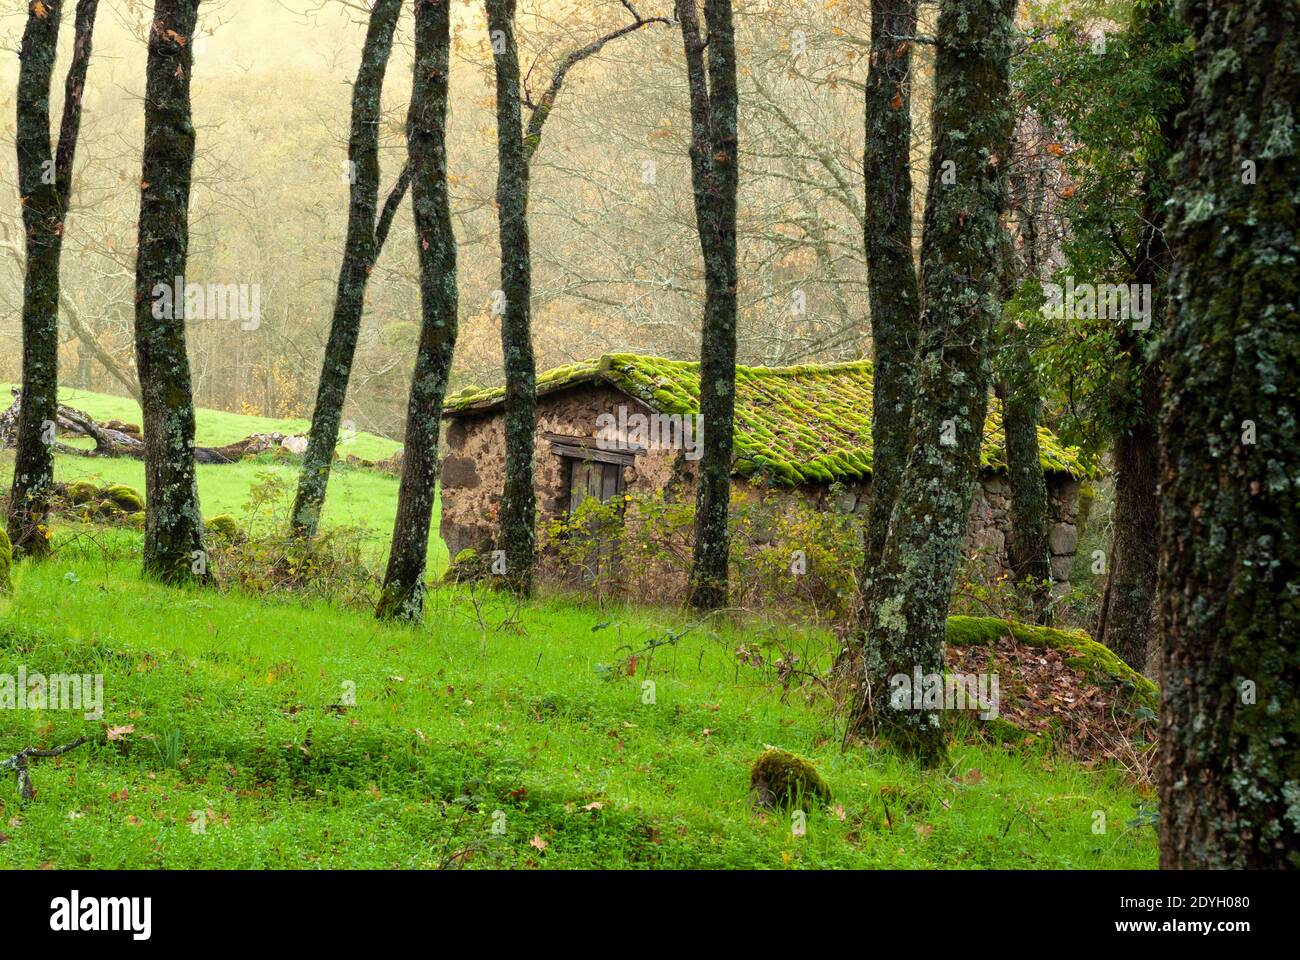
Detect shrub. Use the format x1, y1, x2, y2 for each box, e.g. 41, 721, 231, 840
539, 488, 862, 622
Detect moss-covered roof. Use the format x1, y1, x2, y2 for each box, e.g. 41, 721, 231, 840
444, 354, 1092, 485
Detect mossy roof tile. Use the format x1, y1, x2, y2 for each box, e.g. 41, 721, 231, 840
444, 354, 1093, 484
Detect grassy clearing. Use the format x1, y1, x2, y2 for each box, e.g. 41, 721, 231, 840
0, 545, 1158, 869
0, 385, 445, 570
1, 383, 401, 461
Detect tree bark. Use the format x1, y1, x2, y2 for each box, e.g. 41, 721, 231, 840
486, 0, 537, 597
997, 370, 1054, 624
997, 169, 1053, 624
376, 0, 458, 623
133, 0, 212, 585
857, 0, 921, 639
853, 0, 1016, 763
677, 0, 739, 612
291, 0, 404, 537
1158, 0, 1299, 869
860, 0, 921, 564
8, 0, 100, 559
1096, 1, 1185, 673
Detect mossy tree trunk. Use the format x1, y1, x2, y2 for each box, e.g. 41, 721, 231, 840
486, 0, 536, 598
376, 0, 457, 624
8, 0, 100, 560
1097, 357, 1160, 668
858, 0, 921, 626
291, 0, 404, 538
997, 369, 1053, 623
996, 166, 1053, 625
133, 0, 212, 586
1096, 1, 1185, 673
852, 0, 1016, 763
1158, 0, 1299, 869
677, 0, 739, 612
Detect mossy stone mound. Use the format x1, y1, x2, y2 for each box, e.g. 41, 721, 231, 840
205, 514, 239, 541
443, 547, 492, 584
749, 749, 831, 811
945, 616, 1158, 712
64, 480, 101, 505
104, 484, 144, 513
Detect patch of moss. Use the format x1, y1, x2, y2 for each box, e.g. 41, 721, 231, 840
749, 748, 831, 810
205, 514, 239, 541
442, 547, 495, 585
444, 354, 1096, 485
945, 616, 1158, 712
104, 484, 144, 513
64, 480, 101, 505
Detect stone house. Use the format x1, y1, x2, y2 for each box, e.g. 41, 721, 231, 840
439, 354, 1090, 594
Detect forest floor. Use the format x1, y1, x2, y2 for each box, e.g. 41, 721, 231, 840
0, 391, 1156, 868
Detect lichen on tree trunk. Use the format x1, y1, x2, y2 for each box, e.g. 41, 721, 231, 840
291, 0, 404, 538
487, 0, 537, 598
853, 0, 1016, 764
377, 0, 458, 624
132, 0, 212, 586
1158, 0, 1299, 869
8, 0, 100, 560
677, 0, 739, 612
856, 0, 922, 646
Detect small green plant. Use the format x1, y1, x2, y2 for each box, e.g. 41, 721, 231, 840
153, 729, 182, 769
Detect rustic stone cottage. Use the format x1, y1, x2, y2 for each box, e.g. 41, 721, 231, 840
439, 354, 1090, 593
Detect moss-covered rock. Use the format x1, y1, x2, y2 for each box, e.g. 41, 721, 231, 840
205, 514, 239, 541
128, 511, 146, 530
945, 616, 1158, 711
104, 484, 144, 513
749, 748, 831, 810
442, 547, 489, 584
64, 480, 101, 505
0, 526, 11, 593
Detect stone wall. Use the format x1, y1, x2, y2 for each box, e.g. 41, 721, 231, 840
439, 387, 1082, 595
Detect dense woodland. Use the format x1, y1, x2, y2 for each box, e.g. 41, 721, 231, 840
0, 0, 1296, 878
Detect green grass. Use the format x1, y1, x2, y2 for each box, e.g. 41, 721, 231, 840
3, 383, 402, 461
0, 385, 446, 571
0, 545, 1158, 869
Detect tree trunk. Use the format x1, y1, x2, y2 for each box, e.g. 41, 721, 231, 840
8, 0, 100, 560
1097, 361, 1160, 668
677, 0, 739, 612
853, 0, 1016, 763
997, 368, 1054, 625
1158, 0, 1299, 869
376, 0, 457, 623
486, 0, 537, 597
997, 159, 1053, 624
859, 0, 920, 596
133, 0, 212, 585
291, 0, 403, 537
1096, 1, 1185, 672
